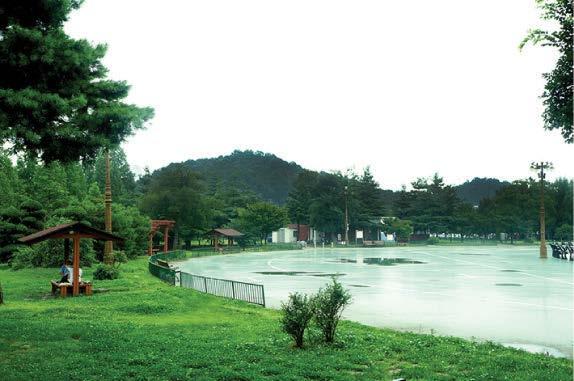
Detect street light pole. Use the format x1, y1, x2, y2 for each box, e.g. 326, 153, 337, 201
344, 185, 349, 244
530, 161, 553, 259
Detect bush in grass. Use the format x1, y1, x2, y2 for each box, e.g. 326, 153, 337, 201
93, 250, 127, 280
93, 264, 120, 280
280, 292, 314, 348
313, 278, 351, 343
427, 237, 440, 245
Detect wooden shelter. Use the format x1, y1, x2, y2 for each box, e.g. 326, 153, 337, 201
148, 220, 176, 255
208, 228, 244, 249
19, 222, 124, 296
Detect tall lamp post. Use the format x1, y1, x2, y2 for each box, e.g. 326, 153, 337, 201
344, 185, 349, 244
530, 161, 553, 259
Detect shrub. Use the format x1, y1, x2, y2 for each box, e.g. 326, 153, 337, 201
280, 292, 315, 348
427, 237, 441, 245
93, 264, 120, 280
313, 278, 351, 343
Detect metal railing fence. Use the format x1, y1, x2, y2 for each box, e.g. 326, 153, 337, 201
148, 250, 265, 306
180, 272, 265, 306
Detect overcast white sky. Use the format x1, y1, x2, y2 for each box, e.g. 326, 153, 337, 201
66, 0, 572, 190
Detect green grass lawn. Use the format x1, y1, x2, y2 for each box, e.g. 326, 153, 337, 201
0, 257, 571, 381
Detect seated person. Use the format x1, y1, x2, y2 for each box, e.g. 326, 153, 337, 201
68, 267, 83, 283
59, 263, 70, 283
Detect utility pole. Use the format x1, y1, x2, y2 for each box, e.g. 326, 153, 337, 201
530, 161, 553, 259
104, 149, 113, 264
344, 185, 349, 244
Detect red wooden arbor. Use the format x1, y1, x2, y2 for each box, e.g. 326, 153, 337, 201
148, 220, 176, 255
19, 222, 124, 296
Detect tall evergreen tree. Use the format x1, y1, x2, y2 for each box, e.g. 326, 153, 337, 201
0, 0, 153, 162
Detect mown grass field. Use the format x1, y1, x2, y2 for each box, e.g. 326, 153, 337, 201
0, 257, 571, 381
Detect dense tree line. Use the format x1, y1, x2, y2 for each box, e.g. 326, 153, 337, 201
286, 170, 573, 243
0, 148, 150, 266
286, 168, 387, 242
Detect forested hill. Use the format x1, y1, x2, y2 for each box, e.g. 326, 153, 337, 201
175, 150, 304, 204
454, 177, 510, 205
151, 152, 510, 206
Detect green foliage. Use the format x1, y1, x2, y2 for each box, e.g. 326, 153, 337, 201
85, 148, 138, 206
181, 150, 304, 204
427, 237, 441, 245
0, 1, 153, 162
521, 0, 573, 143
93, 264, 120, 280
10, 239, 95, 270
313, 278, 352, 343
555, 224, 573, 241
0, 149, 149, 265
383, 218, 414, 243
280, 292, 315, 348
140, 163, 209, 244
455, 177, 510, 205
234, 202, 288, 243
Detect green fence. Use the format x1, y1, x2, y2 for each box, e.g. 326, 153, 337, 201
148, 250, 266, 306
180, 272, 265, 306
148, 250, 186, 285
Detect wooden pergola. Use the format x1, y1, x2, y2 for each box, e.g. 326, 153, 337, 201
148, 220, 176, 255
208, 228, 244, 249
19, 222, 124, 296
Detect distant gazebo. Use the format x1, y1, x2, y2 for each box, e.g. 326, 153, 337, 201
208, 228, 243, 249
19, 222, 124, 296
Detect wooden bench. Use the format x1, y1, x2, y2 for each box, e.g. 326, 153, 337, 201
51, 280, 93, 297
156, 259, 170, 268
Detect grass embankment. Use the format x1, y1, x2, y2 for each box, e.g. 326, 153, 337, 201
0, 258, 571, 381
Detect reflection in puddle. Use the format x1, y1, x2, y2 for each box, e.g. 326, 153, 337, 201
254, 271, 345, 277
337, 257, 426, 266
255, 271, 312, 276
348, 284, 370, 288
495, 283, 523, 287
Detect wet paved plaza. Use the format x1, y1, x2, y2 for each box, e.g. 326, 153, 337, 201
177, 246, 573, 357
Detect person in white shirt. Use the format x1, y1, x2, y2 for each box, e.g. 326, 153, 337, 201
67, 267, 83, 283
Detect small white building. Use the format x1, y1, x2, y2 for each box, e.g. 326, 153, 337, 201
272, 227, 297, 243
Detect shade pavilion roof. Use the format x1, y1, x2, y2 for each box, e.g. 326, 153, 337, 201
19, 221, 124, 245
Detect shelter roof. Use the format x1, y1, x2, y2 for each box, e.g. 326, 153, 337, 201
209, 228, 244, 237
19, 221, 125, 245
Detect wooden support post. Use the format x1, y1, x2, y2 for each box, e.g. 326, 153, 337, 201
73, 236, 80, 296
64, 239, 70, 265
163, 226, 169, 253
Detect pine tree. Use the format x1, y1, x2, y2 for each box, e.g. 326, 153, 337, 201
0, 0, 153, 162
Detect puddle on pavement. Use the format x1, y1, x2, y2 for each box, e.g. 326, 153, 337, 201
337, 257, 425, 266
255, 271, 314, 276
254, 271, 345, 277
348, 284, 370, 288
495, 283, 523, 287
500, 270, 520, 273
